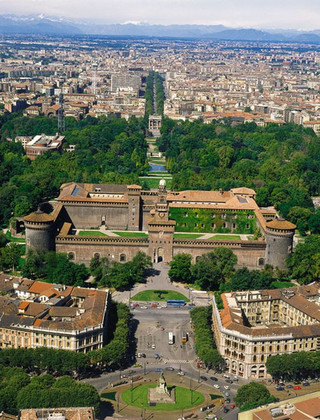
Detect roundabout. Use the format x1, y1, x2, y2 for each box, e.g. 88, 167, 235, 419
101, 371, 221, 420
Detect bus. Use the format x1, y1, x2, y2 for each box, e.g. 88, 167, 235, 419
168, 332, 174, 345
167, 300, 186, 307
182, 331, 188, 343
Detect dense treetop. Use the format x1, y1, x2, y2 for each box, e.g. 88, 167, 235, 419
158, 119, 319, 221
0, 113, 148, 225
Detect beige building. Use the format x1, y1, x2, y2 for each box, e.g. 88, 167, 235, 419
0, 275, 109, 353
238, 392, 320, 420
19, 407, 95, 420
212, 282, 320, 379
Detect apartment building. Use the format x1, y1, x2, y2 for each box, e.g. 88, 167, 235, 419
0, 275, 109, 353
212, 282, 320, 379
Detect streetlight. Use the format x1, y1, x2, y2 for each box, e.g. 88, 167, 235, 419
130, 378, 133, 403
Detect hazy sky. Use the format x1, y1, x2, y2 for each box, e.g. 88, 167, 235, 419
1, 0, 320, 30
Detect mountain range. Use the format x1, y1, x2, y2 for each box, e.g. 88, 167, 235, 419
1, 14, 320, 43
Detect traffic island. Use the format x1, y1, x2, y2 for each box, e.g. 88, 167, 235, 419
101, 372, 220, 420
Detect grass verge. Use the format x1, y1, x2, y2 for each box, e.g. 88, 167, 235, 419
131, 289, 189, 302
78, 231, 108, 237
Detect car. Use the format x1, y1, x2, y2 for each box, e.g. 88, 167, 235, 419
141, 353, 146, 358
177, 371, 185, 376
200, 376, 208, 381
225, 392, 230, 397
136, 353, 142, 358
276, 386, 284, 391
225, 398, 230, 404
213, 384, 220, 389
232, 376, 238, 381
286, 384, 293, 389
151, 344, 156, 349
293, 385, 301, 390
154, 353, 160, 359
230, 404, 235, 409
223, 374, 230, 379
155, 368, 163, 372
223, 407, 229, 413
141, 306, 148, 309
210, 376, 218, 381
224, 385, 230, 390
165, 367, 175, 371
225, 379, 233, 384
302, 381, 310, 386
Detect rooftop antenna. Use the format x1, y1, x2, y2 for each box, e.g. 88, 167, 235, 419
58, 93, 65, 133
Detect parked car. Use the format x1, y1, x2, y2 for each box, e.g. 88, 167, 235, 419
213, 384, 220, 389
154, 353, 160, 359
230, 404, 235, 409
210, 376, 218, 381
276, 386, 284, 391
224, 385, 230, 390
225, 392, 230, 397
293, 385, 301, 390
165, 367, 174, 371
223, 407, 229, 413
302, 381, 310, 386
232, 376, 238, 381
225, 379, 233, 384
286, 384, 293, 389
200, 376, 208, 381
225, 398, 230, 404
151, 344, 156, 349
223, 374, 230, 379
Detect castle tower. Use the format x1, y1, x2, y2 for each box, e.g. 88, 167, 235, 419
148, 182, 175, 263
24, 209, 55, 253
265, 219, 296, 269
127, 185, 142, 231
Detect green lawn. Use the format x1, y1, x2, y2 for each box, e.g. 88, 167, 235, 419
5, 231, 26, 243
173, 233, 203, 239
122, 384, 204, 411
113, 231, 148, 238
209, 234, 241, 240
78, 231, 108, 237
131, 290, 189, 302
140, 178, 172, 189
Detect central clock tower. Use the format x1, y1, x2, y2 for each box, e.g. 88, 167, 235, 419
147, 182, 175, 263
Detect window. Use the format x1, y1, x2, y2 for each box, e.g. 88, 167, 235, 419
120, 254, 126, 262
68, 252, 75, 260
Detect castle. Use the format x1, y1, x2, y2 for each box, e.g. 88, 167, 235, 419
24, 181, 296, 269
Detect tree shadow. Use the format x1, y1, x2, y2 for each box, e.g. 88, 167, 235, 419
98, 400, 114, 419
145, 268, 160, 277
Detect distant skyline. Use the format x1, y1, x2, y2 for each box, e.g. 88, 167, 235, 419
0, 0, 320, 30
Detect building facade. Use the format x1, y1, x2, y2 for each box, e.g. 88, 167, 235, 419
212, 282, 320, 379
23, 183, 295, 270
0, 275, 109, 353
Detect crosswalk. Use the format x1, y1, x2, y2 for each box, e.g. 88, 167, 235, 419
162, 359, 195, 364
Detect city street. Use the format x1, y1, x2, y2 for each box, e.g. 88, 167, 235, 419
83, 304, 243, 419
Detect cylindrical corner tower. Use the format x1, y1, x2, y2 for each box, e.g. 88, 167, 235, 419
24, 209, 55, 253
265, 219, 296, 269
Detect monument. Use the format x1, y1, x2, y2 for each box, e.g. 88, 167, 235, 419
148, 372, 176, 405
